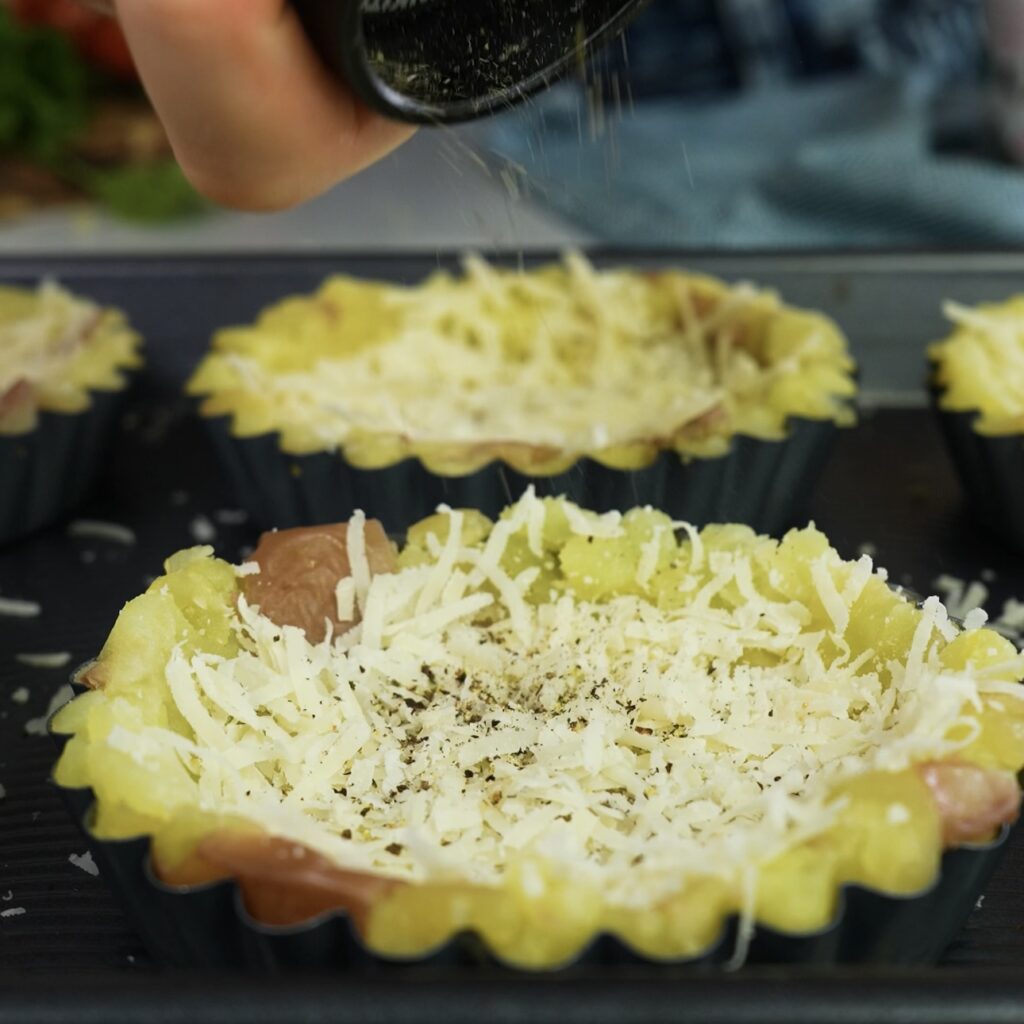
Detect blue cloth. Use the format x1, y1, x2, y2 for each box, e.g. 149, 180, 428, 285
476, 76, 1024, 248
601, 0, 983, 100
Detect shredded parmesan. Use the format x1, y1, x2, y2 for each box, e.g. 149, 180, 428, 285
964, 608, 989, 631
346, 511, 371, 613
933, 574, 1024, 643
68, 520, 136, 546
0, 597, 40, 618
215, 509, 248, 526
335, 577, 357, 623
189, 516, 217, 544
68, 852, 99, 877
15, 652, 71, 669
811, 556, 849, 635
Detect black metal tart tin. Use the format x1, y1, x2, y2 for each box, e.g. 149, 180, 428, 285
203, 413, 841, 536
931, 398, 1024, 555
0, 387, 130, 547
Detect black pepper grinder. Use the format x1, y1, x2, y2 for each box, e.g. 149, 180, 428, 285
290, 0, 653, 125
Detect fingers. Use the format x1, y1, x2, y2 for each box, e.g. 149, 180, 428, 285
110, 0, 414, 210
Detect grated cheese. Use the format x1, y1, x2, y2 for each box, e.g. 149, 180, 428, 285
335, 577, 357, 623
215, 509, 248, 526
933, 574, 1024, 644
15, 652, 71, 669
110, 494, 1002, 912
189, 516, 217, 544
964, 608, 989, 631
68, 519, 136, 546
0, 597, 40, 618
346, 511, 371, 614
68, 852, 99, 877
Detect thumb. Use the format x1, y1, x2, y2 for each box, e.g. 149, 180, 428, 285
107, 0, 414, 210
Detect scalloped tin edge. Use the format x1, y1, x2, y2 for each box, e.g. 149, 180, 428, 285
49, 684, 1015, 972
929, 382, 1024, 554
200, 411, 843, 536
0, 383, 133, 547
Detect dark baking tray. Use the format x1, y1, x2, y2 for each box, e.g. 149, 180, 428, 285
1, 251, 1024, 1024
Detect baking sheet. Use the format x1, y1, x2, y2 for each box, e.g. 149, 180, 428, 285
0, 252, 1022, 1022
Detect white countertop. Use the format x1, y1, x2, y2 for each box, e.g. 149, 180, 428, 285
0, 129, 590, 254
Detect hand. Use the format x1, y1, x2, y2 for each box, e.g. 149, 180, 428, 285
76, 0, 415, 211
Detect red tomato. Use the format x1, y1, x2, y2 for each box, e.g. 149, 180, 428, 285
10, 0, 136, 79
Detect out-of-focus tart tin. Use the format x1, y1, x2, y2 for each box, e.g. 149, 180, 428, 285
930, 297, 1024, 553
51, 491, 1023, 970
0, 281, 141, 544
187, 255, 856, 534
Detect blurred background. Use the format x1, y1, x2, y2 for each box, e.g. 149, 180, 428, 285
1, 0, 1024, 252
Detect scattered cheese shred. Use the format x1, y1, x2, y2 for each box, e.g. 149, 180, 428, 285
346, 511, 371, 613
215, 509, 248, 526
189, 516, 217, 544
0, 281, 102, 397
0, 597, 40, 618
933, 574, 1024, 643
68, 852, 99, 877
15, 652, 71, 669
68, 520, 136, 546
24, 684, 74, 737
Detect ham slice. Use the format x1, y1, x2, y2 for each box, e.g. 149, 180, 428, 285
155, 831, 400, 930
918, 761, 1021, 846
0, 379, 34, 421
194, 832, 400, 930
242, 520, 396, 642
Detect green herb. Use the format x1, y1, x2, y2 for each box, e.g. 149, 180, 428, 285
0, 7, 91, 162
80, 160, 207, 223
0, 7, 204, 224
